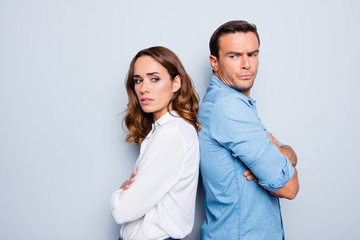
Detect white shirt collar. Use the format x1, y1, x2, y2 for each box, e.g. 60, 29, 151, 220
155, 111, 179, 127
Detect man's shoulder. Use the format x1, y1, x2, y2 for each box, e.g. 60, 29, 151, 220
198, 92, 255, 131
201, 89, 250, 111
202, 84, 233, 103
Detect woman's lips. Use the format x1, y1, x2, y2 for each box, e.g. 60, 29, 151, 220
140, 98, 153, 105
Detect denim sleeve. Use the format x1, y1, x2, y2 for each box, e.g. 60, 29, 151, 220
210, 96, 295, 192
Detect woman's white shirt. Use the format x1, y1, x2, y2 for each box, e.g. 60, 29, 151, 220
111, 111, 200, 240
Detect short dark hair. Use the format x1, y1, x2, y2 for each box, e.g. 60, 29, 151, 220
209, 20, 260, 58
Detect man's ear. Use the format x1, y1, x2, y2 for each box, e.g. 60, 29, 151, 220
209, 55, 219, 72
173, 75, 181, 93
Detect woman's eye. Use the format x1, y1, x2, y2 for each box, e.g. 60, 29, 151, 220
134, 78, 142, 84
151, 77, 160, 82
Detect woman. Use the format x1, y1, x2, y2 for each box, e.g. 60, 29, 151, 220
111, 46, 201, 240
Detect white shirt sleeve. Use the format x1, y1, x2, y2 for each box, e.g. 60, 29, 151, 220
111, 128, 186, 224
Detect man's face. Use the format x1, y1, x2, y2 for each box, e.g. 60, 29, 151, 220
210, 32, 259, 98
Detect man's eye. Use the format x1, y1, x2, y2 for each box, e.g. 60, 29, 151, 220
134, 78, 142, 84
229, 55, 236, 59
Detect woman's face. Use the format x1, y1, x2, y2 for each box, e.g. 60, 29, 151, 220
133, 56, 181, 121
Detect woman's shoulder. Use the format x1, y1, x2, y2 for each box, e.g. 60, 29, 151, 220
158, 113, 197, 140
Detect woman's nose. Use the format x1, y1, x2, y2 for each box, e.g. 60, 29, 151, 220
140, 80, 150, 94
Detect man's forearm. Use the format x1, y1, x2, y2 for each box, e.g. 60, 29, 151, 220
271, 168, 299, 199
280, 145, 297, 167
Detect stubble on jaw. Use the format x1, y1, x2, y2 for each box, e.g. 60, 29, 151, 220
216, 70, 256, 96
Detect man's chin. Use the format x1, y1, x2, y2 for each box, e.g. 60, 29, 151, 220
235, 85, 252, 92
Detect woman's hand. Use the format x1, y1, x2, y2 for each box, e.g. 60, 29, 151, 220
120, 167, 138, 190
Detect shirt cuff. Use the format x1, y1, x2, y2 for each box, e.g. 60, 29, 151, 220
259, 157, 295, 192
110, 188, 124, 211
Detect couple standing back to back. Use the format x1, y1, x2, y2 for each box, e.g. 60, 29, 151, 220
111, 20, 299, 240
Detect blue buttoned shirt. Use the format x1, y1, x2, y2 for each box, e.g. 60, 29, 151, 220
198, 75, 295, 240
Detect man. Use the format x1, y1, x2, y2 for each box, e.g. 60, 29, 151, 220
198, 20, 299, 239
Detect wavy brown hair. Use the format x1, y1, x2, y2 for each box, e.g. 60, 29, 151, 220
124, 46, 201, 145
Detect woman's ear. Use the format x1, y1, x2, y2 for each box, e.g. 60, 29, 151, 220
173, 75, 182, 93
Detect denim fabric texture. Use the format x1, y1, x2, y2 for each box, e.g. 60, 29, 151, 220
198, 75, 294, 240
119, 238, 180, 240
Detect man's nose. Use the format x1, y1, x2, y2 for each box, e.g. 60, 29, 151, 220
241, 55, 250, 70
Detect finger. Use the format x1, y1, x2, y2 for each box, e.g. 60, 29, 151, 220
269, 133, 276, 142
130, 171, 137, 178
120, 180, 129, 190
243, 169, 251, 176
269, 133, 275, 140
246, 175, 255, 181
131, 167, 139, 178
270, 134, 279, 147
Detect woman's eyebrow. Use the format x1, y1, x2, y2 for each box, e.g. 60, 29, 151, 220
133, 72, 160, 78
146, 72, 160, 76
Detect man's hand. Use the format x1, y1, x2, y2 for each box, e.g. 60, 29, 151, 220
243, 168, 258, 182
268, 133, 299, 199
269, 133, 280, 148
269, 133, 297, 167
120, 167, 138, 190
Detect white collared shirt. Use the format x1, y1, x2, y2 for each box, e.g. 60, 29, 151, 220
111, 111, 200, 240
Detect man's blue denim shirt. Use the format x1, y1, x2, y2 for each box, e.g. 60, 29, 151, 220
198, 75, 295, 240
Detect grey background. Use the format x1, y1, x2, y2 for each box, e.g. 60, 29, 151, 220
1, 0, 359, 239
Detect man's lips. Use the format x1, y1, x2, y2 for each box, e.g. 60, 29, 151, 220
237, 74, 253, 80
140, 98, 153, 105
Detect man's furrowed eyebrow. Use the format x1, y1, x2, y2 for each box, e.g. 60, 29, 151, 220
225, 49, 259, 55
248, 49, 259, 55
225, 51, 243, 55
